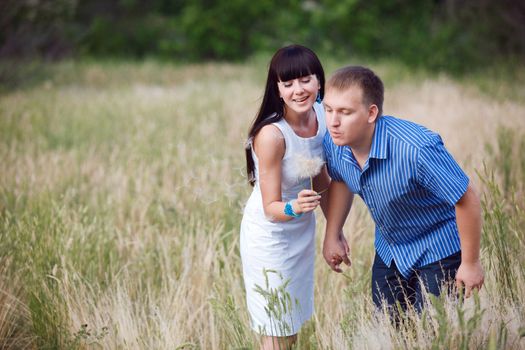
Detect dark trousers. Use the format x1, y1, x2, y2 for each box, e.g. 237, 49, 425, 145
371, 251, 461, 313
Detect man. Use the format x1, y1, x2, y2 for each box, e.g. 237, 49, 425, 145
322, 66, 484, 312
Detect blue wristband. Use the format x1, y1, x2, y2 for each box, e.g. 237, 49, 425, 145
284, 200, 302, 218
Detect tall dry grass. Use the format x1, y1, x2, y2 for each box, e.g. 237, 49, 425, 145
0, 59, 524, 349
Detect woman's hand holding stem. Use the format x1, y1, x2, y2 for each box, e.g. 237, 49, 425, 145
292, 189, 322, 214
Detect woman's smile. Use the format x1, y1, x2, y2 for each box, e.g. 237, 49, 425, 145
293, 96, 309, 103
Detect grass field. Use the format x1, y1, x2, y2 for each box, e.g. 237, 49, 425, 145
1, 58, 524, 349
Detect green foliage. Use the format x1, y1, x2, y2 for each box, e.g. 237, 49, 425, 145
480, 126, 525, 304
68, 323, 109, 348
253, 269, 296, 337
0, 0, 77, 58
251, 268, 319, 349
2, 0, 524, 72
455, 293, 484, 350
486, 321, 509, 350
29, 288, 65, 349
210, 293, 253, 349
424, 292, 485, 350
177, 0, 270, 60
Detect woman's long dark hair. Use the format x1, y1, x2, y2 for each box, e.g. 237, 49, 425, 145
245, 44, 325, 186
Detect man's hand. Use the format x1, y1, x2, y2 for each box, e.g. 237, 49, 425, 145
323, 233, 351, 273
322, 180, 353, 272
455, 260, 484, 298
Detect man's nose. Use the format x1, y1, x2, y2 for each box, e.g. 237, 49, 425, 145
329, 114, 340, 127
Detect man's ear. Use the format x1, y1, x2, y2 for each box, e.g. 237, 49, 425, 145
368, 104, 379, 123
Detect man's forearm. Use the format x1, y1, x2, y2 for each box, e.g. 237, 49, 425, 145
325, 180, 353, 238
455, 185, 482, 263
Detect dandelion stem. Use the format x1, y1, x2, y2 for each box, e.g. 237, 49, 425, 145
316, 187, 328, 195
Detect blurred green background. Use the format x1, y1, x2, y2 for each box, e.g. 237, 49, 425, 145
1, 0, 524, 73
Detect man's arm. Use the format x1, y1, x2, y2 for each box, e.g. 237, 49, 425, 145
455, 184, 485, 297
323, 180, 353, 272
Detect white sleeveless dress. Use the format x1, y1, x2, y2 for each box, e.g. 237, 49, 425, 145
240, 103, 326, 336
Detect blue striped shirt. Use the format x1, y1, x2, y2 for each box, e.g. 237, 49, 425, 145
323, 116, 469, 278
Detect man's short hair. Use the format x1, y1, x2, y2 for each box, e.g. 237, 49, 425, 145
327, 66, 384, 117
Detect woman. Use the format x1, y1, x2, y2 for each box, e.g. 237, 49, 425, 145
241, 44, 330, 349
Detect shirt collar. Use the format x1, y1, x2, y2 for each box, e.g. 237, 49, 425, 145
369, 116, 388, 160
342, 146, 359, 167
340, 116, 388, 167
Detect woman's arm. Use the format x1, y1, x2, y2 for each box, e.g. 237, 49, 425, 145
254, 125, 319, 222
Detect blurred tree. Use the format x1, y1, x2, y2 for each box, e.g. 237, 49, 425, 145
0, 0, 77, 59
177, 0, 275, 59
0, 0, 523, 72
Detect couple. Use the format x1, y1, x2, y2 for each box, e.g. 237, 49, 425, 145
240, 45, 484, 349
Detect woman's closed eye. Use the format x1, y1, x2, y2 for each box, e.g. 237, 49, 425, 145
281, 76, 312, 87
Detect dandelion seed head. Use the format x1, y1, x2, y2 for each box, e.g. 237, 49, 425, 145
292, 153, 324, 179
